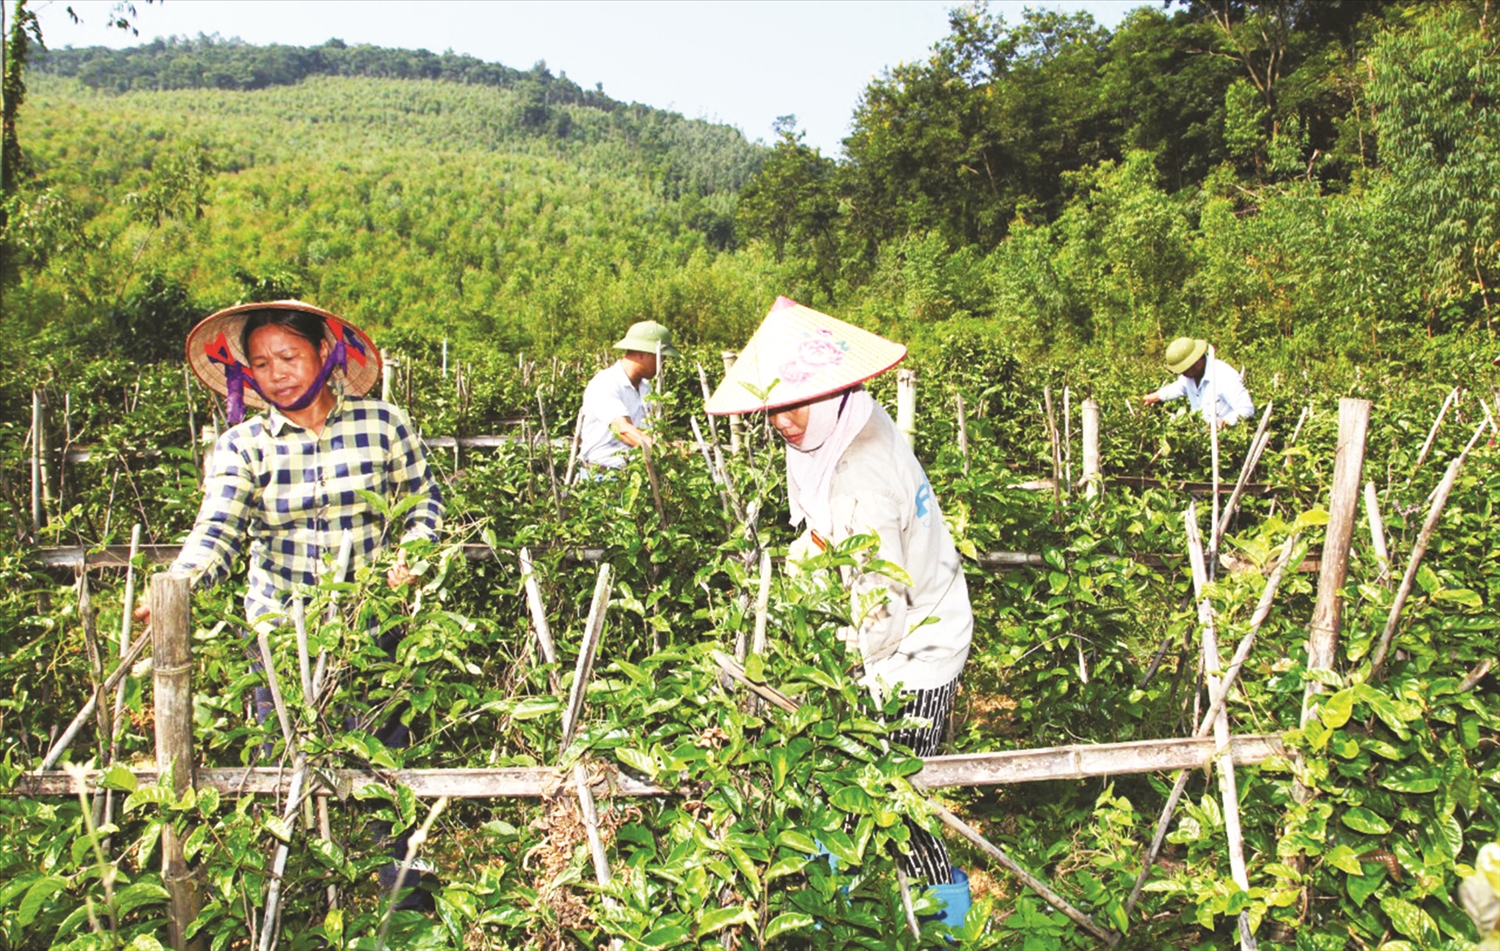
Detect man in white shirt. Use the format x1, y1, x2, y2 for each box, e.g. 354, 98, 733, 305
1141, 336, 1254, 428
577, 320, 678, 469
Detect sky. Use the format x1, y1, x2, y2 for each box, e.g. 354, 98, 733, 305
32, 0, 1139, 156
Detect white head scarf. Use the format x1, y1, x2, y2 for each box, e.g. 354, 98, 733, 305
785, 387, 875, 535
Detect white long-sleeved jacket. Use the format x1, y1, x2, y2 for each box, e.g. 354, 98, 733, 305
1154, 355, 1254, 426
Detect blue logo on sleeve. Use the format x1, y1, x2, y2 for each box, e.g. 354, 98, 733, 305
915, 481, 934, 527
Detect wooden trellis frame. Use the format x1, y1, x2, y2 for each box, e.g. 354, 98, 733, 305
22, 385, 1484, 948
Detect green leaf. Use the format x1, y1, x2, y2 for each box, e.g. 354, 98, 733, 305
509, 696, 562, 720
1379, 766, 1441, 794
1319, 689, 1356, 728
777, 830, 818, 855
1341, 807, 1392, 835
113, 882, 170, 918
1432, 587, 1482, 609
1380, 896, 1439, 943
264, 816, 293, 844
829, 785, 876, 815
1415, 564, 1439, 594
766, 855, 810, 880
1346, 867, 1385, 908
1327, 845, 1365, 875
745, 652, 765, 683
18, 875, 68, 926
100, 763, 139, 792
698, 903, 756, 937
638, 925, 692, 948
765, 912, 814, 939
616, 748, 658, 780
124, 785, 177, 813
819, 829, 861, 868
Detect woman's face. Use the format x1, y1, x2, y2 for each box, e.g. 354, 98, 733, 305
247, 324, 329, 405
769, 403, 811, 447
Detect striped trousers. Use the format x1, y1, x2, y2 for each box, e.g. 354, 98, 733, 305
888, 675, 961, 886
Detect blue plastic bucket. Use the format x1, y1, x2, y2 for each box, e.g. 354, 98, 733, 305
924, 868, 971, 929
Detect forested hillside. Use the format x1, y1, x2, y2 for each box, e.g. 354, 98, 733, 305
5, 0, 1494, 382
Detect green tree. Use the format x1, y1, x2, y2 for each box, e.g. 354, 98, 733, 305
1367, 1, 1500, 332
734, 116, 840, 294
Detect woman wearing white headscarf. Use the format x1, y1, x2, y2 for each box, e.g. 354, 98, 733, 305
708, 297, 972, 898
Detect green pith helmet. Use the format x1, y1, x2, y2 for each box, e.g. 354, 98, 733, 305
1164, 337, 1209, 374
614, 320, 679, 357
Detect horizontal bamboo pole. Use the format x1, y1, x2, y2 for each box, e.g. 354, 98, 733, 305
38, 544, 1325, 575
1010, 475, 1276, 494
20, 733, 1286, 799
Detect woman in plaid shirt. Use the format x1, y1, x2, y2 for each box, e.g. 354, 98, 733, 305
140, 301, 444, 905
157, 301, 443, 624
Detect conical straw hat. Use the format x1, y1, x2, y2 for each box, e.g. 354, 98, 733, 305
185, 300, 381, 408
706, 297, 906, 415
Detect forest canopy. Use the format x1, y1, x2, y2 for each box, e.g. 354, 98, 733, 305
1, 0, 1495, 377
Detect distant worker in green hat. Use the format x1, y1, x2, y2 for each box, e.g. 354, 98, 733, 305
577, 320, 678, 470
1141, 337, 1254, 428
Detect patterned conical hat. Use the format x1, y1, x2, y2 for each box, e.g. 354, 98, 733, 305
185, 300, 381, 409
706, 297, 906, 415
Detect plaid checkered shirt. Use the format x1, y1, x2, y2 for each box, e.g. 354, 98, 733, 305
172, 394, 444, 623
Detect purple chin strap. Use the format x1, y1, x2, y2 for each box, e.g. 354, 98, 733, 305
221, 339, 350, 425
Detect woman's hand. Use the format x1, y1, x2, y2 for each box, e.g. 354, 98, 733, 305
386, 548, 415, 588
133, 603, 151, 626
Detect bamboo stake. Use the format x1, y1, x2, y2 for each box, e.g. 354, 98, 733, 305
1208, 388, 1221, 581
555, 564, 615, 892
258, 754, 310, 951
691, 417, 733, 521
536, 393, 564, 520
640, 438, 669, 527
103, 524, 143, 833
311, 531, 354, 703
292, 599, 313, 704
894, 864, 921, 940
31, 389, 43, 533
711, 651, 804, 713
897, 369, 917, 448
1367, 450, 1470, 680
751, 548, 773, 658
40, 628, 153, 771
76, 569, 107, 763
38, 390, 55, 513
1042, 388, 1062, 510
255, 628, 298, 756
519, 548, 562, 694
1212, 402, 1274, 561
520, 421, 538, 502
375, 796, 450, 951
562, 407, 584, 489
561, 564, 613, 751
1298, 399, 1371, 732
1414, 387, 1457, 471
381, 351, 394, 403
722, 351, 743, 454
1126, 532, 1300, 918
1063, 385, 1072, 492
1363, 482, 1390, 585
956, 393, 970, 476
152, 573, 202, 951
695, 363, 721, 448
1184, 507, 1256, 950
1459, 660, 1494, 693
1287, 406, 1309, 451
1081, 399, 1100, 498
